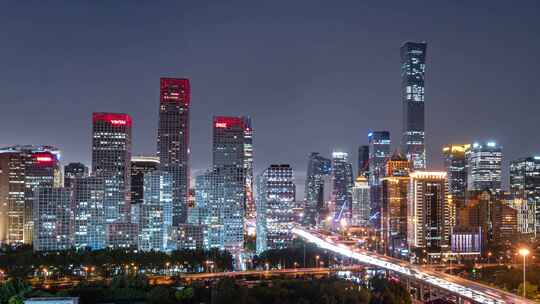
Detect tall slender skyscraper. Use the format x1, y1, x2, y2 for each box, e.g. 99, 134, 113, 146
73, 176, 105, 250
368, 131, 391, 229
33, 188, 73, 252
331, 152, 354, 223
256, 164, 296, 254
92, 112, 135, 248
401, 41, 427, 170
157, 78, 190, 226
443, 144, 469, 208
510, 156, 540, 234
304, 153, 332, 226
211, 116, 248, 251
357, 145, 369, 178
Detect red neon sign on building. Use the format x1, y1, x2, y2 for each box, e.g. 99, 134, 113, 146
92, 113, 132, 127
213, 117, 246, 130
33, 152, 55, 164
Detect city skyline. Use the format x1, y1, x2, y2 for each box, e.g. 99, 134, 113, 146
2, 2, 540, 196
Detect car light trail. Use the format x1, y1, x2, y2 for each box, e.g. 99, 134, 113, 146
292, 227, 507, 304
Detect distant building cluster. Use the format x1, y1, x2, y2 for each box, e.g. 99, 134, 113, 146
0, 42, 534, 264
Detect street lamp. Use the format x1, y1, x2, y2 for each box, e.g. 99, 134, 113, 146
519, 248, 530, 298
315, 255, 320, 268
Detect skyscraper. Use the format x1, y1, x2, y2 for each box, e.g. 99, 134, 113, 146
33, 188, 73, 251
0, 145, 61, 245
467, 141, 502, 194
157, 78, 190, 226
331, 152, 354, 223
211, 116, 248, 251
130, 156, 159, 205
64, 162, 88, 189
351, 176, 370, 227
73, 176, 105, 250
407, 171, 449, 253
442, 144, 469, 208
510, 156, 540, 234
256, 164, 296, 254
368, 131, 391, 229
139, 171, 173, 252
381, 152, 410, 256
91, 112, 135, 248
401, 41, 427, 170
357, 145, 369, 178
243, 118, 255, 220
304, 153, 332, 226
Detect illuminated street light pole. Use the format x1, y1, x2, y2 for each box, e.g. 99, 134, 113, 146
519, 248, 530, 298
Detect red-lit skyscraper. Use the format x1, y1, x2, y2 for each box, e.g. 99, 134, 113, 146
157, 78, 190, 226
92, 112, 135, 248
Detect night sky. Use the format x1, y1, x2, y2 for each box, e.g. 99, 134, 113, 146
1, 1, 540, 196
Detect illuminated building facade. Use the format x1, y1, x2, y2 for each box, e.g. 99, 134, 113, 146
33, 188, 73, 251
510, 156, 540, 234
351, 176, 370, 227
243, 118, 255, 220
256, 164, 296, 254
467, 141, 502, 194
331, 152, 354, 223
73, 176, 105, 250
407, 171, 449, 251
368, 131, 391, 229
357, 145, 369, 178
92, 112, 136, 248
157, 78, 190, 226
138, 170, 173, 251
64, 162, 88, 189
381, 153, 410, 256
443, 144, 469, 208
0, 146, 61, 245
211, 116, 248, 251
401, 41, 427, 170
130, 156, 159, 205
491, 201, 518, 242
304, 152, 331, 226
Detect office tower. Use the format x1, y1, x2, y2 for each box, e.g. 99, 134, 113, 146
357, 145, 369, 178
130, 156, 159, 205
407, 171, 449, 252
212, 116, 248, 251
491, 202, 518, 242
64, 162, 88, 189
73, 176, 105, 250
91, 112, 135, 248
139, 171, 173, 251
304, 153, 332, 226
331, 152, 354, 222
0, 145, 61, 245
351, 176, 370, 227
24, 151, 62, 244
192, 170, 222, 249
510, 156, 540, 234
401, 41, 427, 170
505, 197, 535, 235
243, 118, 255, 220
467, 141, 502, 194
442, 144, 469, 208
368, 131, 391, 229
381, 153, 410, 256
157, 78, 190, 226
33, 188, 73, 251
256, 164, 296, 254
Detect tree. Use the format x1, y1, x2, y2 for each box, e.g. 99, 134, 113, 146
146, 286, 173, 304
517, 281, 538, 299
7, 296, 23, 304
0, 278, 32, 304
175, 287, 194, 303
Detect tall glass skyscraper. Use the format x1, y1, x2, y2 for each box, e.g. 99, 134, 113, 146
92, 112, 136, 248
368, 131, 391, 229
351, 176, 370, 227
331, 152, 354, 223
73, 176, 105, 250
401, 41, 427, 170
139, 170, 173, 252
157, 78, 190, 226
443, 144, 470, 208
256, 164, 296, 254
510, 156, 540, 234
466, 141, 502, 194
304, 152, 332, 226
33, 188, 73, 252
357, 145, 369, 178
